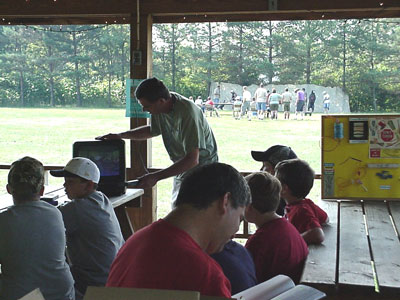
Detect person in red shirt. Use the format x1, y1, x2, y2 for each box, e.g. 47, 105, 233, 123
244, 172, 308, 284
106, 162, 251, 298
275, 159, 329, 245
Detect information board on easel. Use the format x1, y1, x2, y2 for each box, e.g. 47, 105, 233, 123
321, 114, 400, 200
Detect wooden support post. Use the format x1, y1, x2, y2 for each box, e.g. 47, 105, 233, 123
125, 13, 156, 232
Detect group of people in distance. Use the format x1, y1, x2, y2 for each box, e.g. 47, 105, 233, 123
210, 84, 331, 121
0, 77, 329, 300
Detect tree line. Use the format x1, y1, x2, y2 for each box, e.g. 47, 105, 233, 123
0, 19, 399, 112
153, 19, 400, 112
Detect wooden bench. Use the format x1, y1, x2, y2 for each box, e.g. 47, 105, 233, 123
300, 199, 400, 299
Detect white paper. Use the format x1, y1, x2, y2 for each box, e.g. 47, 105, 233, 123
18, 289, 45, 300
232, 275, 294, 300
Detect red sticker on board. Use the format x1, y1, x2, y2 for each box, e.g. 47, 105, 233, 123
370, 149, 381, 157
380, 129, 394, 142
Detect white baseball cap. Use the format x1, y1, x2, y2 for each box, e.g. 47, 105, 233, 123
50, 157, 100, 183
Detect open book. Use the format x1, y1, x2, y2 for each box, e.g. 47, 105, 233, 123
232, 275, 326, 300
18, 289, 45, 300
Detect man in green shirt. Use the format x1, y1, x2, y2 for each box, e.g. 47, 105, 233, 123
97, 77, 218, 203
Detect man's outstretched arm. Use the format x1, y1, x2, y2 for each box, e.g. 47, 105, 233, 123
96, 125, 152, 141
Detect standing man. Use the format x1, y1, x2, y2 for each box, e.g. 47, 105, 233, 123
323, 91, 330, 114
213, 84, 221, 109
281, 88, 292, 120
106, 162, 251, 298
308, 90, 316, 112
268, 89, 282, 120
96, 77, 218, 203
254, 83, 268, 120
241, 86, 252, 117
295, 88, 306, 120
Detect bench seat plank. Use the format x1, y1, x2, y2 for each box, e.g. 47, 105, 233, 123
364, 201, 400, 290
389, 201, 400, 235
301, 200, 338, 286
338, 201, 374, 288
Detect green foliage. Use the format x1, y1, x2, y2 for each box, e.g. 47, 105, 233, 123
0, 20, 399, 112
152, 19, 399, 112
0, 25, 129, 108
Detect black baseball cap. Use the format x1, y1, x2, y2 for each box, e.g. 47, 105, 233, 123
251, 145, 297, 168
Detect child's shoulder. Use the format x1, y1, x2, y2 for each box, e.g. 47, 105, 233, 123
257, 218, 293, 235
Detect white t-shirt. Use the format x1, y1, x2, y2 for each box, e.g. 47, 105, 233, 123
282, 91, 292, 103
254, 88, 268, 103
243, 90, 252, 102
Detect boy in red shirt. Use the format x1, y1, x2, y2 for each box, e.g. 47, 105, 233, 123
275, 159, 329, 245
244, 172, 308, 284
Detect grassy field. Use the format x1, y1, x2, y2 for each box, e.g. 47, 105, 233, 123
0, 107, 322, 218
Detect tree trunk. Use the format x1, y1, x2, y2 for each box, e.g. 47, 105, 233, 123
171, 24, 176, 91
72, 32, 82, 107
48, 45, 55, 107
305, 23, 311, 84
19, 70, 24, 107
108, 72, 112, 108
238, 23, 244, 84
268, 21, 273, 84
342, 21, 347, 92
207, 22, 212, 95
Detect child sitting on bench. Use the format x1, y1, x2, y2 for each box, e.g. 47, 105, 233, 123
275, 159, 329, 245
244, 172, 308, 284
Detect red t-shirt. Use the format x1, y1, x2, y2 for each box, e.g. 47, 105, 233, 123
245, 218, 308, 284
106, 219, 231, 298
285, 198, 328, 234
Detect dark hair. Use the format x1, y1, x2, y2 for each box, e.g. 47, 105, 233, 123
176, 163, 251, 209
8, 156, 44, 201
275, 159, 314, 199
245, 172, 281, 213
135, 77, 171, 103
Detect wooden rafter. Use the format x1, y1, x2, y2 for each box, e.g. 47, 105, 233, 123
0, 0, 399, 25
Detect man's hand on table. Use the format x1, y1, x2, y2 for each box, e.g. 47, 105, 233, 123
136, 173, 159, 189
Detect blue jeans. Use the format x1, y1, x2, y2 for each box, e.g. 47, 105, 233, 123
257, 102, 266, 111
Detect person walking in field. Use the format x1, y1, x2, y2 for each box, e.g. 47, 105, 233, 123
254, 83, 268, 120
281, 88, 292, 120
323, 91, 330, 114
268, 89, 282, 120
241, 86, 252, 117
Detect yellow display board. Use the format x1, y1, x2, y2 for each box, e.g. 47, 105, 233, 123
322, 114, 400, 200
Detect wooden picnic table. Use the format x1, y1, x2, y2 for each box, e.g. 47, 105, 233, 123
301, 199, 400, 299
0, 186, 144, 240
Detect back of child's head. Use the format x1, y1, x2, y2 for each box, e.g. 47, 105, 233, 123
275, 159, 314, 199
245, 172, 281, 213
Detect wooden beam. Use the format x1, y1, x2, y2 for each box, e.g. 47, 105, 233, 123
0, 0, 399, 25
125, 14, 156, 231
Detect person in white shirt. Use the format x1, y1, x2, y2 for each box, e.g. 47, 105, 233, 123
323, 91, 330, 114
254, 83, 268, 120
241, 86, 252, 116
281, 88, 293, 120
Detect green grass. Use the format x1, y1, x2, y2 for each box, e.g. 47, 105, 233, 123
0, 107, 322, 218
